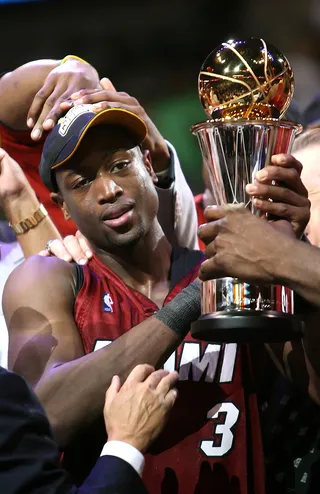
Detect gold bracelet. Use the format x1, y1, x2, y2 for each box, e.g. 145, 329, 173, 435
59, 55, 89, 66
9, 204, 48, 236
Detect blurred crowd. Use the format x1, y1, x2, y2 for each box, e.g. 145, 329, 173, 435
1, 51, 320, 494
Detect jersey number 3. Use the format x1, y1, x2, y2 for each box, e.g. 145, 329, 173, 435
200, 402, 240, 457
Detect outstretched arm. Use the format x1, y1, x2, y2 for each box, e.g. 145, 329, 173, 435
3, 256, 199, 448
0, 57, 100, 138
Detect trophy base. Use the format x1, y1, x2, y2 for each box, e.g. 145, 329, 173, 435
191, 310, 304, 343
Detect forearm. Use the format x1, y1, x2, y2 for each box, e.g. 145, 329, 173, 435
0, 60, 59, 129
36, 319, 180, 448
273, 237, 320, 306
2, 190, 61, 257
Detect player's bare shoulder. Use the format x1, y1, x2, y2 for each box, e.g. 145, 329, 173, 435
2, 255, 77, 318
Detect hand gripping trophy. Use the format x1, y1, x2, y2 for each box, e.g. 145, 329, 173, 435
191, 38, 304, 343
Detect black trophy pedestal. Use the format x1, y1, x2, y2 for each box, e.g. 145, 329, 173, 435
191, 310, 304, 343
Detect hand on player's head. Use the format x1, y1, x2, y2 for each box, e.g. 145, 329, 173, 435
104, 364, 179, 454
27, 59, 100, 141
38, 231, 93, 264
61, 85, 170, 173
245, 153, 310, 238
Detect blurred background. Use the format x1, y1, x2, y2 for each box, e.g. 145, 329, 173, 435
1, 0, 320, 192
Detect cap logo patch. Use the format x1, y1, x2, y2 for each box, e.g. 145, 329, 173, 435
58, 104, 93, 137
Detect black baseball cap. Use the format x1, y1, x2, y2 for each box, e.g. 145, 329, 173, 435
39, 104, 148, 191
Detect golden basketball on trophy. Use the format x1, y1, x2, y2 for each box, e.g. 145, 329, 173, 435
191, 38, 304, 343
198, 38, 294, 120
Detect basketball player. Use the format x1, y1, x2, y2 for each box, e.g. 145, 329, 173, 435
3, 104, 311, 494
0, 60, 197, 247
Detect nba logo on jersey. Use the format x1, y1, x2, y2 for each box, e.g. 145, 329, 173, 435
103, 293, 114, 313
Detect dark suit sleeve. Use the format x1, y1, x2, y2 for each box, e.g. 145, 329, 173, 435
71, 455, 148, 494
0, 367, 70, 493
0, 367, 148, 494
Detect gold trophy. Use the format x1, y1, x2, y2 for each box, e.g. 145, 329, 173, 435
191, 38, 304, 343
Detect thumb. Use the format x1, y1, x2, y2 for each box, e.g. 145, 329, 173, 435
100, 77, 116, 91
105, 375, 121, 409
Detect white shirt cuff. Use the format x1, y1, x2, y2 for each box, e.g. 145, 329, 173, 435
100, 440, 145, 477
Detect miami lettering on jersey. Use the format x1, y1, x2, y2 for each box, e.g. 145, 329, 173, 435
93, 339, 240, 458
93, 339, 237, 383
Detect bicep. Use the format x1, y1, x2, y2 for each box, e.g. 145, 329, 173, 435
0, 60, 58, 128
3, 257, 84, 387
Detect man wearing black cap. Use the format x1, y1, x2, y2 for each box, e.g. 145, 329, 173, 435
3, 104, 313, 494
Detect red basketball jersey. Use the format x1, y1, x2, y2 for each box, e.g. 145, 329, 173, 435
0, 123, 76, 236
71, 248, 265, 494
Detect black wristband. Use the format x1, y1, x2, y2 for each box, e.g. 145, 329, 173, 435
155, 280, 201, 338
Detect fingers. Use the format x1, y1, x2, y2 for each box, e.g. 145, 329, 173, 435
251, 199, 310, 225
203, 204, 246, 222
59, 100, 73, 111
75, 231, 93, 259
90, 101, 135, 116
156, 371, 179, 396
253, 163, 308, 197
105, 375, 121, 408
72, 90, 133, 107
27, 80, 55, 134
164, 388, 178, 409
43, 238, 72, 262
100, 77, 116, 91
35, 87, 70, 135
144, 369, 170, 390
198, 219, 222, 246
198, 258, 221, 282
124, 364, 155, 386
246, 182, 310, 208
60, 235, 90, 264
29, 88, 65, 139
38, 249, 50, 257
42, 236, 92, 264
70, 88, 102, 101
271, 153, 303, 174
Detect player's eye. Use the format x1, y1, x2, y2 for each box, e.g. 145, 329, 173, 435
72, 177, 92, 189
110, 160, 131, 173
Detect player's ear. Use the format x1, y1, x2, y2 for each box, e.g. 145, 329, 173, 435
142, 149, 158, 184
50, 192, 71, 221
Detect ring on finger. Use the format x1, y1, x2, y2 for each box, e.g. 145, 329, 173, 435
45, 239, 55, 255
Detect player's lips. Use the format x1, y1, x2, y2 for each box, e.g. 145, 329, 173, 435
101, 202, 135, 228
